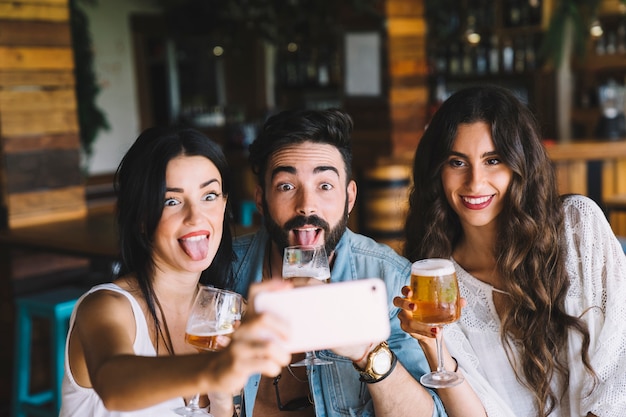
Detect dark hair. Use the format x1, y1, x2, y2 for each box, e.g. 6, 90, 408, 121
404, 85, 595, 416
248, 108, 354, 187
114, 127, 234, 347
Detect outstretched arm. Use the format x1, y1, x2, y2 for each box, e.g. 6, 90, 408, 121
69, 282, 291, 412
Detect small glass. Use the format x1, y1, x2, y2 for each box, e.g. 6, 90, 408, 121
282, 245, 332, 366
174, 286, 242, 416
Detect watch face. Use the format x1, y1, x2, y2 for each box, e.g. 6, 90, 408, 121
371, 349, 392, 374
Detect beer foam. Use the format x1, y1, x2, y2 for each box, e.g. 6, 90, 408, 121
411, 258, 455, 276
187, 322, 234, 336
283, 266, 329, 280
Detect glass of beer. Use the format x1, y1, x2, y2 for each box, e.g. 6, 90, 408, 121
174, 286, 242, 416
282, 245, 332, 366
410, 258, 463, 388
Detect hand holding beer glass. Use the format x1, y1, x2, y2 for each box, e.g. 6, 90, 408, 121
174, 286, 243, 416
282, 245, 332, 366
410, 258, 463, 388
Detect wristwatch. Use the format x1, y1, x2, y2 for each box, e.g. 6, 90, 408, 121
353, 341, 397, 383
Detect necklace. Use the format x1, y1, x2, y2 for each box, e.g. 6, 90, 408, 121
492, 287, 510, 295
153, 294, 175, 356
265, 239, 274, 280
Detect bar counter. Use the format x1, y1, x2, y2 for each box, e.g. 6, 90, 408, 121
544, 138, 626, 237
545, 138, 626, 161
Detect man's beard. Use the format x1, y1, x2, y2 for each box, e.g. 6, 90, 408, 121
262, 196, 349, 257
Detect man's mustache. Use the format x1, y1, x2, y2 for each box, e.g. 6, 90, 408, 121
284, 215, 329, 231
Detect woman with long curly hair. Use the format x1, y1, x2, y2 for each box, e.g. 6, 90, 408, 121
394, 85, 626, 417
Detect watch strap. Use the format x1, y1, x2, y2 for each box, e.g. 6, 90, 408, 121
353, 342, 398, 384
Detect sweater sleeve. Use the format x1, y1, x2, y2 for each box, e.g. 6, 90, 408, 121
562, 195, 626, 417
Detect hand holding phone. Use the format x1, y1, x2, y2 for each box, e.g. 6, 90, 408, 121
254, 278, 391, 353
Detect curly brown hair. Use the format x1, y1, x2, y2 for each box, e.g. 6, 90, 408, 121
404, 85, 596, 416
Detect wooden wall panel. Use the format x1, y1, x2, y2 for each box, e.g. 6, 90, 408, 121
0, 0, 85, 228
5, 149, 82, 193
0, 19, 71, 46
0, 1, 69, 22
8, 186, 86, 227
386, 0, 428, 157
0, 46, 74, 70
0, 69, 75, 87
2, 132, 79, 153
0, 89, 77, 111
0, 109, 78, 136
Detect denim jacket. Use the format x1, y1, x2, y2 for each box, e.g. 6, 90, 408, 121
232, 227, 447, 417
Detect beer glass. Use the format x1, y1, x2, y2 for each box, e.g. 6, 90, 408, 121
282, 245, 332, 366
174, 286, 243, 416
410, 258, 463, 388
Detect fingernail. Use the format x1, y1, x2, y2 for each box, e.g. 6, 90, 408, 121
408, 303, 416, 310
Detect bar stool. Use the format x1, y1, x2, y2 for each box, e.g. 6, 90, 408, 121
12, 286, 85, 417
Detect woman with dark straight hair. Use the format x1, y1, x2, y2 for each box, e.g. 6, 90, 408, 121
61, 126, 290, 417
394, 85, 626, 417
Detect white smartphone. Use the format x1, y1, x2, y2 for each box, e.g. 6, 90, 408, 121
254, 278, 391, 353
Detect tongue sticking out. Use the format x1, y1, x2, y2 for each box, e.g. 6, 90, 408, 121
180, 236, 209, 261
294, 229, 318, 246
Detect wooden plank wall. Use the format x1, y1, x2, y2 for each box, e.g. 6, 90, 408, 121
344, 0, 427, 172
385, 0, 427, 156
0, 1, 83, 404
0, 0, 85, 229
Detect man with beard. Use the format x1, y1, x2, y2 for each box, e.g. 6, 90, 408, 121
230, 108, 447, 417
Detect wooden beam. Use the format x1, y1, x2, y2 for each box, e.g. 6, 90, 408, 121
0, 19, 71, 46
0, 89, 77, 112
0, 46, 74, 70
0, 1, 69, 22
0, 69, 75, 87
8, 186, 86, 228
0, 108, 78, 136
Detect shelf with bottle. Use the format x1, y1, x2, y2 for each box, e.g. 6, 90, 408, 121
426, 0, 546, 79
276, 43, 342, 90
430, 33, 543, 79
425, 0, 556, 134
570, 12, 626, 139
274, 40, 343, 110
501, 0, 544, 28
587, 15, 626, 62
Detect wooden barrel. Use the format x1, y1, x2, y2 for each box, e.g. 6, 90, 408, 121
359, 163, 412, 254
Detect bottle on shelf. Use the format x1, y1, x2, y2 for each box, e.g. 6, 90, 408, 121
606, 31, 617, 55
617, 20, 626, 54
596, 34, 607, 56
514, 36, 526, 73
506, 0, 522, 27
462, 43, 474, 75
502, 37, 514, 73
525, 35, 536, 71
476, 43, 488, 75
528, 0, 542, 26
448, 43, 461, 75
489, 35, 500, 74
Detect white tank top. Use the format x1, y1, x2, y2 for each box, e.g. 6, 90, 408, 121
59, 283, 184, 416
